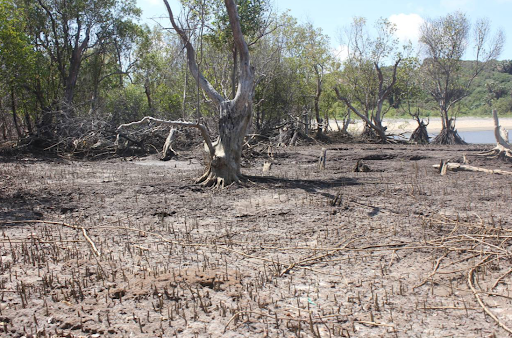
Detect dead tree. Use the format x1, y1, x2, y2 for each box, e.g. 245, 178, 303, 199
479, 109, 512, 161
119, 0, 254, 187
409, 109, 430, 144
335, 59, 400, 143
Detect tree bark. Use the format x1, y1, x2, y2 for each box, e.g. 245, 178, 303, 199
231, 46, 238, 99
410, 117, 429, 144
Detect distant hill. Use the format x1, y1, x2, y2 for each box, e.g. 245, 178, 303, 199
461, 60, 512, 116
387, 59, 512, 118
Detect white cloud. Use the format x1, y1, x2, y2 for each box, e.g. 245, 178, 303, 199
389, 13, 425, 44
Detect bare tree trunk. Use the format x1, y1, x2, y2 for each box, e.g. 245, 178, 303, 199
144, 78, 153, 110
64, 50, 82, 107
161, 0, 254, 187
11, 87, 22, 139
1, 98, 11, 140
342, 110, 351, 133
161, 128, 177, 160
197, 101, 252, 186
313, 65, 323, 137
24, 111, 33, 136
182, 68, 188, 120
0, 108, 8, 140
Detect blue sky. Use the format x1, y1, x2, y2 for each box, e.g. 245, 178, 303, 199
136, 0, 512, 60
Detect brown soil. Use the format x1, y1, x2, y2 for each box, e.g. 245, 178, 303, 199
1, 142, 512, 337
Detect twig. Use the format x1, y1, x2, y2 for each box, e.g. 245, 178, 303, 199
0, 220, 100, 257
280, 238, 357, 276
491, 266, 512, 290
413, 251, 449, 289
468, 266, 512, 334
355, 320, 395, 328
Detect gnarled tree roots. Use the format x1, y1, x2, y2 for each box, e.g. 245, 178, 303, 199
195, 156, 242, 188
196, 168, 241, 188
432, 128, 467, 145
479, 145, 512, 162
410, 123, 429, 144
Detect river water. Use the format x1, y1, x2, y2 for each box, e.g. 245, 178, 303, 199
430, 130, 510, 144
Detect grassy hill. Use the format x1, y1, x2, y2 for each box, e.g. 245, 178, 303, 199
386, 60, 512, 119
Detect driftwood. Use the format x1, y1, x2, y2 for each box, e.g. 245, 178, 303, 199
434, 162, 512, 175
353, 159, 371, 172
479, 109, 512, 161
262, 161, 272, 173
319, 148, 327, 170
161, 128, 178, 160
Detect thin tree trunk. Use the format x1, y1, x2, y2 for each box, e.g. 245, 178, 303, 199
314, 64, 323, 137
144, 79, 153, 110
11, 87, 22, 139
1, 109, 7, 140
182, 68, 188, 120
24, 111, 33, 136
0, 98, 10, 140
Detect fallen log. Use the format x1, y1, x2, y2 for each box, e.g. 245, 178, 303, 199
433, 162, 512, 175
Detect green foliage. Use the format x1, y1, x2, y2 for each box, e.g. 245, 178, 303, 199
0, 0, 36, 84
497, 60, 512, 75
1, 0, 510, 144
338, 16, 401, 122
105, 84, 149, 125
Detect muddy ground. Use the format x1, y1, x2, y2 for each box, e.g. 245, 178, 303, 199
1, 141, 512, 337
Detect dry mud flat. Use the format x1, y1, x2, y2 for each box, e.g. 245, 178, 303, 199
1, 143, 512, 337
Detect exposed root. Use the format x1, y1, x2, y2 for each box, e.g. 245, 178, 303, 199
409, 123, 429, 144
468, 266, 512, 335
195, 165, 241, 188
432, 128, 467, 145
478, 146, 512, 162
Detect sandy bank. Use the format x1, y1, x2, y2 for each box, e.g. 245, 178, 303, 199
332, 117, 512, 134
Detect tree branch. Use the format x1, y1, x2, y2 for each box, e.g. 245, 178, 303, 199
163, 0, 224, 107
334, 86, 379, 132
225, 0, 253, 103
117, 116, 215, 156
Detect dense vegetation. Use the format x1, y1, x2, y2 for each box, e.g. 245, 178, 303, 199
0, 0, 510, 147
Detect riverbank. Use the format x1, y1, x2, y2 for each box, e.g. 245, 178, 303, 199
327, 116, 512, 143
380, 117, 512, 133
